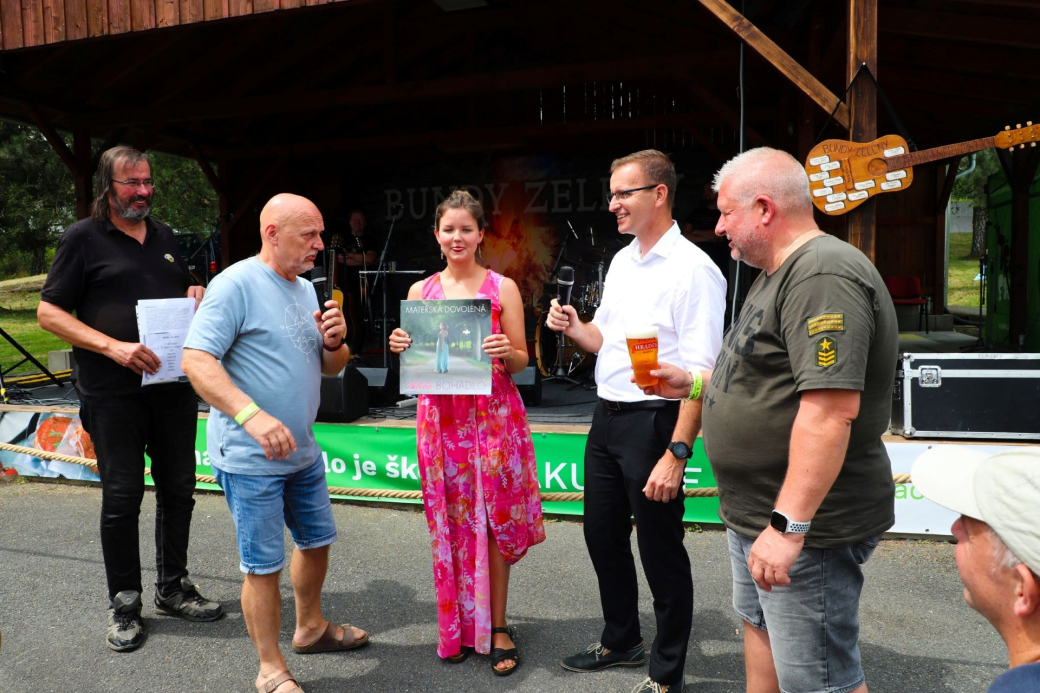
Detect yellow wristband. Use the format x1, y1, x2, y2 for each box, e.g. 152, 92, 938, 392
685, 371, 703, 401
234, 402, 261, 425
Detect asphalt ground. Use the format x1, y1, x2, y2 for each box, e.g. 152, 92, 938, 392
0, 478, 1009, 693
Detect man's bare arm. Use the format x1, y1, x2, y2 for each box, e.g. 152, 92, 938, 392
747, 388, 860, 591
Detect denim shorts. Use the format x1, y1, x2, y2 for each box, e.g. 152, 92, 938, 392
214, 454, 338, 575
728, 528, 880, 693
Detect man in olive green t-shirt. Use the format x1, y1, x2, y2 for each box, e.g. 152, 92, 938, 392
645, 147, 898, 693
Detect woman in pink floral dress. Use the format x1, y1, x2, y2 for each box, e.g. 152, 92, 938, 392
388, 190, 545, 676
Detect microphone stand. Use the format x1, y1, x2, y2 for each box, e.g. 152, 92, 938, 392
370, 207, 402, 369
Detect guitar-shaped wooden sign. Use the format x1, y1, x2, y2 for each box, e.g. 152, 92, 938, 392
805, 122, 1040, 215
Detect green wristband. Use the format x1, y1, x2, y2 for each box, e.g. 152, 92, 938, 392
234, 402, 261, 425
685, 371, 703, 401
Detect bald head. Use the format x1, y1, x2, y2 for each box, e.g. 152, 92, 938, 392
713, 147, 812, 218
258, 193, 325, 281
260, 194, 322, 242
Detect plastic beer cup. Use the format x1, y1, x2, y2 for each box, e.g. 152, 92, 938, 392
626, 327, 659, 388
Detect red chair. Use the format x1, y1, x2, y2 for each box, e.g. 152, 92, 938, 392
884, 276, 930, 333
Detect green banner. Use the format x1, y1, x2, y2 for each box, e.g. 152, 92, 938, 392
191, 421, 722, 524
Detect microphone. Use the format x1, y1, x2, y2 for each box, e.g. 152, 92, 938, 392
558, 265, 575, 307
310, 266, 330, 304
567, 220, 579, 239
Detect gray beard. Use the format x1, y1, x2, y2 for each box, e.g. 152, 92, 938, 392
113, 197, 151, 222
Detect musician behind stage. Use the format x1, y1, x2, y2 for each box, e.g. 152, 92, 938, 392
328, 208, 378, 349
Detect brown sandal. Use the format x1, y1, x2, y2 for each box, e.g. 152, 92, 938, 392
445, 646, 472, 663
292, 621, 369, 654
257, 671, 303, 693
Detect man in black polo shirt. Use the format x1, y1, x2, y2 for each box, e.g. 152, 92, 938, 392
38, 147, 223, 653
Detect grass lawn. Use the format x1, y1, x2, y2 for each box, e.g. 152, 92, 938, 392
0, 275, 69, 376
947, 232, 982, 308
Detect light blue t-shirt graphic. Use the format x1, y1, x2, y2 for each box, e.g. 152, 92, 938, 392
185, 257, 323, 475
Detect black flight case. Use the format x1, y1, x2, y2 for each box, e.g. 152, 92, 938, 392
891, 352, 1040, 440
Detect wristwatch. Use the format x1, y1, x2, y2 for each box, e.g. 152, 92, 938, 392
770, 510, 811, 534
667, 441, 692, 460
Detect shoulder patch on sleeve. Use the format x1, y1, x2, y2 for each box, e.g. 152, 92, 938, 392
815, 336, 837, 368
807, 312, 844, 337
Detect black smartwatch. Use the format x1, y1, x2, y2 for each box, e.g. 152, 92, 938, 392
770, 510, 811, 534
667, 441, 692, 460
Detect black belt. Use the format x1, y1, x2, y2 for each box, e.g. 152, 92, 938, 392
599, 398, 676, 411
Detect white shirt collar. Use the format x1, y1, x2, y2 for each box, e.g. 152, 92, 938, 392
627, 221, 681, 262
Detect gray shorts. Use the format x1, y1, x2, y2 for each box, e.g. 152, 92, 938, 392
728, 529, 880, 693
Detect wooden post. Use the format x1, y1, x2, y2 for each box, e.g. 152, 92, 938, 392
72, 129, 92, 221
846, 0, 877, 263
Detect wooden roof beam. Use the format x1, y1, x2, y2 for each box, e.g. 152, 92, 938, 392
209, 109, 776, 159
881, 6, 1040, 51
25, 103, 78, 173
81, 52, 730, 129
696, 0, 850, 130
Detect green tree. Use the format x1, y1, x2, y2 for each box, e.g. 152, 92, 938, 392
149, 150, 220, 235
0, 121, 75, 276
0, 119, 219, 280
951, 149, 1002, 259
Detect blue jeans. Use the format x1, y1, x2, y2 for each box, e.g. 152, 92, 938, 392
214, 454, 337, 574
728, 529, 880, 693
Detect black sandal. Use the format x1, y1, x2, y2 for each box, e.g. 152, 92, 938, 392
490, 626, 519, 677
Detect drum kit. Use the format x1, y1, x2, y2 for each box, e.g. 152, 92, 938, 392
535, 226, 608, 383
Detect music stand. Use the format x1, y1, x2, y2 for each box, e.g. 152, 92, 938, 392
0, 327, 63, 387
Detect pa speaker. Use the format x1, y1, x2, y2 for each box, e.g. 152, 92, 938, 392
511, 366, 542, 407
318, 365, 369, 423
356, 366, 400, 406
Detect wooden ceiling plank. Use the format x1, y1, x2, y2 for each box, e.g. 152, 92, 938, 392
203, 0, 225, 21
180, 0, 202, 23
86, 0, 107, 36
42, 0, 67, 43
130, 0, 156, 31
228, 0, 251, 17
156, 0, 180, 27
21, 0, 45, 46
696, 0, 850, 129
108, 0, 130, 34
84, 51, 735, 128
64, 0, 87, 38
2, 0, 25, 49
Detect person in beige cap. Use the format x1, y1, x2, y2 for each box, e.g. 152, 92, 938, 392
912, 446, 1040, 693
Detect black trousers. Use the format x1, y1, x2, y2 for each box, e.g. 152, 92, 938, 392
79, 386, 199, 601
583, 401, 693, 687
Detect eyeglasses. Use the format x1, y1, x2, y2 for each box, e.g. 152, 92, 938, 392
112, 178, 155, 189
608, 184, 658, 202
